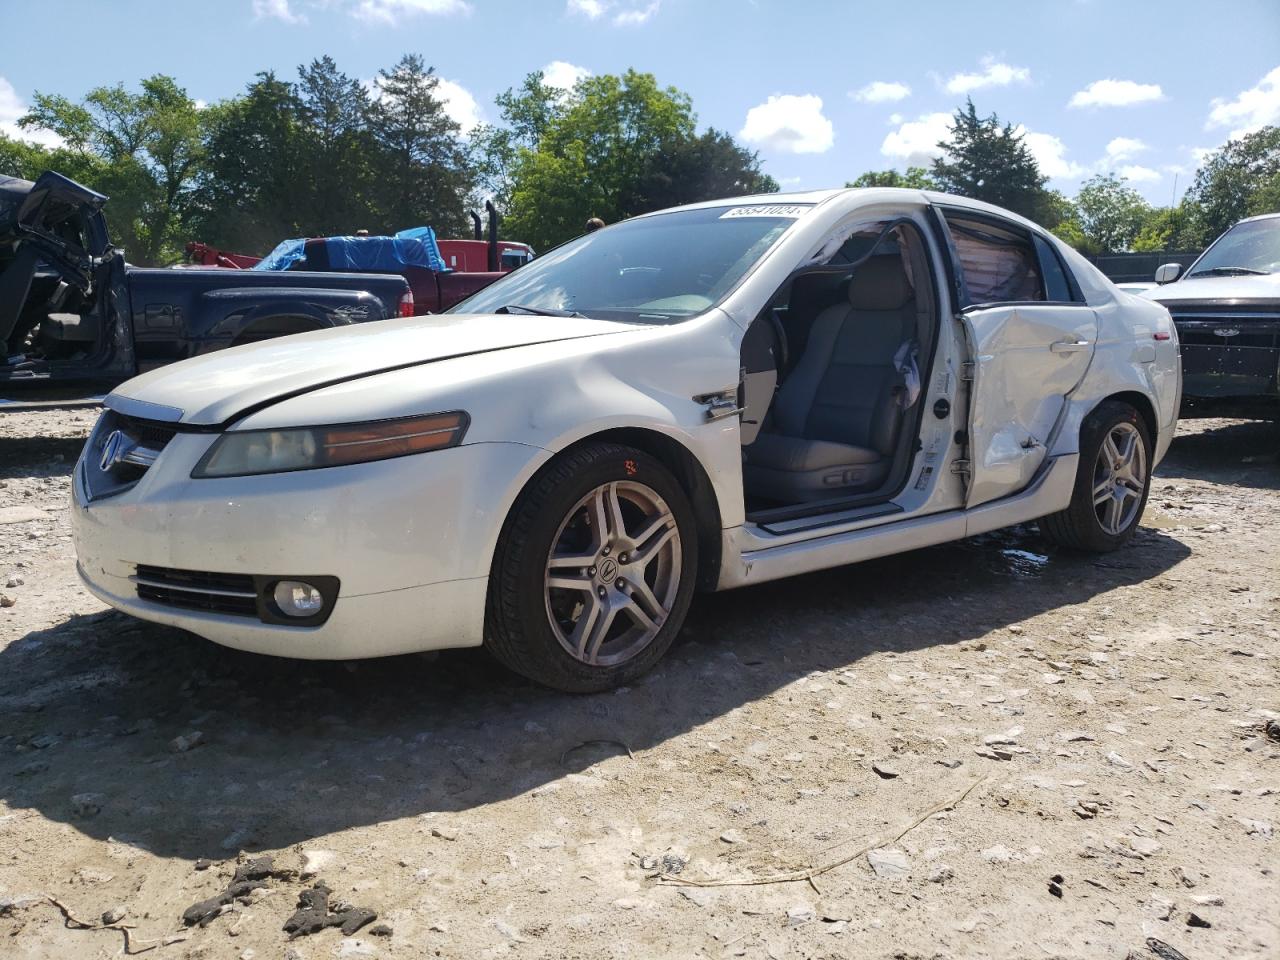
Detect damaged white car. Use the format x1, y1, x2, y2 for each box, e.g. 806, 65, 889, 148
72, 189, 1181, 692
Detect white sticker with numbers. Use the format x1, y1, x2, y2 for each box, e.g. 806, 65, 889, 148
719, 204, 811, 219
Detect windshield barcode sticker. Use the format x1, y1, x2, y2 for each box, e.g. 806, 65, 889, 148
719, 204, 811, 219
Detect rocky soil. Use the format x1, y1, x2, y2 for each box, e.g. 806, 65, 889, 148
0, 408, 1276, 960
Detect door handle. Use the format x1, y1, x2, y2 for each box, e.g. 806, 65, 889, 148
1050, 339, 1091, 354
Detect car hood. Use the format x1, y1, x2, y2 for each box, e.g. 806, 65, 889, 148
107, 313, 636, 426
1144, 272, 1280, 304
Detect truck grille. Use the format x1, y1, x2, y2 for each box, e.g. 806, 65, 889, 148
1168, 309, 1280, 400
133, 565, 259, 618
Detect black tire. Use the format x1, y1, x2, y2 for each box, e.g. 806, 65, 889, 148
484, 442, 698, 693
1039, 400, 1153, 552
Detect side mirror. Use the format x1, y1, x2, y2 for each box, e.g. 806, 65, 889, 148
1154, 263, 1182, 284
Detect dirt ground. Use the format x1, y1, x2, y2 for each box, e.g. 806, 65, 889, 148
0, 408, 1276, 960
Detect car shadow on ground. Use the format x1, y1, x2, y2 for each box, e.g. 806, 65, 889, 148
1, 518, 1190, 862
1157, 418, 1280, 489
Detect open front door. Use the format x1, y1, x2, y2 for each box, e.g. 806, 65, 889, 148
933, 207, 1098, 508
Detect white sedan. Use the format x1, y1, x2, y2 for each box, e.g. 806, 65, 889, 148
72, 189, 1182, 692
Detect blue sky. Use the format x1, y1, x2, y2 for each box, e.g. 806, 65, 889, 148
2, 0, 1279, 205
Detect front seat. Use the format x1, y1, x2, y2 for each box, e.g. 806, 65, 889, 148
743, 254, 917, 503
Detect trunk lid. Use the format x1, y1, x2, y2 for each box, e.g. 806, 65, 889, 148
107, 312, 633, 426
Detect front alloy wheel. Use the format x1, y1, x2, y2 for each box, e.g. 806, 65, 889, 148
545, 481, 682, 667
485, 442, 698, 692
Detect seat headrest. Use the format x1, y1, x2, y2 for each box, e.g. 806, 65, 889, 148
848, 255, 913, 311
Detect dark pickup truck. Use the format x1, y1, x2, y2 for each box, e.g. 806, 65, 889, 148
1, 172, 412, 387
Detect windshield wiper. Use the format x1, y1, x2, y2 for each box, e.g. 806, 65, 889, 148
494, 304, 586, 318
1187, 266, 1269, 278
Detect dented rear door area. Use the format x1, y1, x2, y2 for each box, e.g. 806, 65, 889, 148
961, 302, 1096, 506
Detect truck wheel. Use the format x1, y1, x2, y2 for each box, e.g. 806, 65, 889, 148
1039, 400, 1152, 552
485, 442, 698, 693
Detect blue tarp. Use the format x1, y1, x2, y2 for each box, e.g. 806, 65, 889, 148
252, 226, 450, 273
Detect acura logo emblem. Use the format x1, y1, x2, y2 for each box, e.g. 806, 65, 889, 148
1213, 328, 1240, 338
598, 558, 618, 583
99, 430, 129, 472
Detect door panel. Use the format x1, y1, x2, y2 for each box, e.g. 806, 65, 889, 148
963, 303, 1097, 506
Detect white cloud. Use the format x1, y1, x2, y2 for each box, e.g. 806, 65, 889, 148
0, 76, 63, 148
1017, 127, 1085, 179
1068, 78, 1164, 108
880, 112, 951, 165
612, 0, 658, 25
739, 94, 834, 155
851, 80, 910, 103
542, 60, 592, 91
567, 0, 607, 17
351, 0, 470, 24
944, 56, 1030, 95
433, 77, 482, 133
252, 0, 305, 23
567, 0, 658, 25
1117, 164, 1161, 183
887, 112, 903, 125
1104, 136, 1148, 162
1206, 65, 1280, 138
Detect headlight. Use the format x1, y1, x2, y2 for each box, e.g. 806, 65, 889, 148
191, 411, 469, 478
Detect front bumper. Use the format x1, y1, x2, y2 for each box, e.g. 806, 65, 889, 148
71, 428, 549, 659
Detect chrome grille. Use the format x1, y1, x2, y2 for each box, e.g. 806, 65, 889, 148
81, 410, 180, 500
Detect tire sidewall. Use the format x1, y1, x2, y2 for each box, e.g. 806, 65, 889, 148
496, 445, 698, 692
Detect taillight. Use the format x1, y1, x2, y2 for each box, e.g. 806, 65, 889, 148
398, 290, 415, 318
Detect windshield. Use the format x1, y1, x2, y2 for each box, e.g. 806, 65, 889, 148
1189, 217, 1280, 277
449, 203, 811, 323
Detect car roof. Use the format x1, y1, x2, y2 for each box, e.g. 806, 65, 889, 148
634, 187, 1054, 235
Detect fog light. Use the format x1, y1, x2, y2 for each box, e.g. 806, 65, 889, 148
273, 580, 325, 617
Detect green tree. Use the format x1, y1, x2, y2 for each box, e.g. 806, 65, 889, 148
190, 71, 309, 252
20, 75, 204, 263
1073, 174, 1151, 253
470, 71, 568, 211
1181, 126, 1280, 244
296, 56, 376, 235
503, 69, 773, 249
367, 54, 473, 237
931, 99, 1051, 222
846, 167, 937, 189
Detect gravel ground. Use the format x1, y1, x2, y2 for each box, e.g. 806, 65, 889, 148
0, 408, 1276, 960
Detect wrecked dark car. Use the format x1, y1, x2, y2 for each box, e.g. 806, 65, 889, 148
1143, 212, 1280, 419
1, 172, 412, 387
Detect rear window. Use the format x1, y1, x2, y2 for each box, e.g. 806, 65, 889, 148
945, 214, 1043, 304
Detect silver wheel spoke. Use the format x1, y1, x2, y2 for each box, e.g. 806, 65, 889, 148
580, 602, 617, 664
621, 595, 659, 634
547, 571, 593, 591
632, 523, 676, 568
548, 551, 596, 571
626, 574, 668, 624
1093, 477, 1113, 506
1116, 429, 1138, 468
1102, 434, 1121, 466
627, 510, 673, 554
1103, 495, 1123, 533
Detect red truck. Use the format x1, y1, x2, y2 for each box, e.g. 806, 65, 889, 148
184, 203, 534, 314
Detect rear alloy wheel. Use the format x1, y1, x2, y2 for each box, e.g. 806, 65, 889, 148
485, 442, 697, 692
1039, 401, 1153, 552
